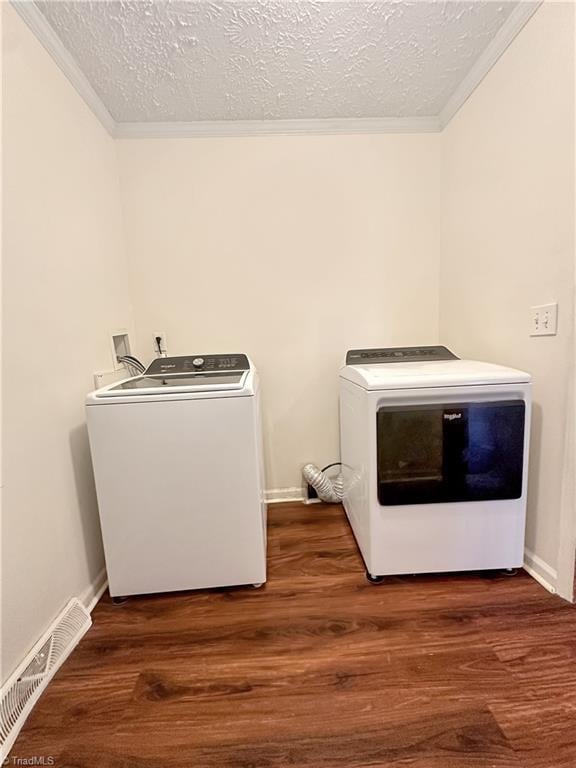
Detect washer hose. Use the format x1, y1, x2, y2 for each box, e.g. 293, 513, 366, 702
302, 463, 344, 503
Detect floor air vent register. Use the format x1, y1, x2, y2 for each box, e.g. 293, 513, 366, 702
0, 598, 92, 760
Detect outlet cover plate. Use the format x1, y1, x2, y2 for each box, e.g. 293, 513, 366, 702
152, 331, 167, 356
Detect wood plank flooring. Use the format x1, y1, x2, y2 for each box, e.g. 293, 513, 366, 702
10, 503, 576, 767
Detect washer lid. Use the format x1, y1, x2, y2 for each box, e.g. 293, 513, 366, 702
96, 370, 248, 397
91, 353, 252, 398
340, 359, 531, 390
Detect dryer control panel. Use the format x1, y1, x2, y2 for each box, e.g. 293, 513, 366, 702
345, 346, 458, 365
145, 354, 250, 375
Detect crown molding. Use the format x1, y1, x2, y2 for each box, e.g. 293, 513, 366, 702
439, 0, 543, 129
113, 115, 442, 139
10, 0, 116, 136
11, 0, 542, 140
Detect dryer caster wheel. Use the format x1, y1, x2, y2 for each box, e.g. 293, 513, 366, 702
501, 568, 518, 577
366, 572, 385, 585
252, 583, 264, 589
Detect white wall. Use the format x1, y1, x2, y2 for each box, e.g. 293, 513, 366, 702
117, 134, 441, 493
2, 5, 133, 681
440, 1, 575, 591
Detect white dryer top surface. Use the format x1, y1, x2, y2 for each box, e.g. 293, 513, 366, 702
339, 359, 531, 390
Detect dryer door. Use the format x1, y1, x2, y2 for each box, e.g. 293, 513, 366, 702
376, 400, 525, 506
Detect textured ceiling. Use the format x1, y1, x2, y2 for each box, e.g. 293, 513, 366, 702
36, 1, 518, 124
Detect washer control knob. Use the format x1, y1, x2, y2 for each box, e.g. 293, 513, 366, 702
192, 357, 204, 368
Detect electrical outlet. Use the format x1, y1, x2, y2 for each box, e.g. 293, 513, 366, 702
153, 331, 167, 356
530, 303, 558, 336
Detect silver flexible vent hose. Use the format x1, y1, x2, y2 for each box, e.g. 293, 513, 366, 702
302, 463, 344, 503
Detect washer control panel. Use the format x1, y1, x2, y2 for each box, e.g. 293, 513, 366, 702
345, 346, 458, 365
146, 354, 250, 375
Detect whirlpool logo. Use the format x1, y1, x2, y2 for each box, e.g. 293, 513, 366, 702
444, 412, 463, 421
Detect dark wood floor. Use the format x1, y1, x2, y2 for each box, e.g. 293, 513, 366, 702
10, 503, 576, 767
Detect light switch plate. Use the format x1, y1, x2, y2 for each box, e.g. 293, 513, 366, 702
530, 303, 558, 336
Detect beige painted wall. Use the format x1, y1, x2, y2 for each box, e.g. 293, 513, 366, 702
440, 1, 575, 583
2, 5, 133, 681
117, 134, 441, 492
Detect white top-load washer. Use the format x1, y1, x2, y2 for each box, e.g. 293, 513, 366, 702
339, 346, 531, 580
86, 354, 266, 598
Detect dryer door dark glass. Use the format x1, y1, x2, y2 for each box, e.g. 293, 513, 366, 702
376, 400, 525, 506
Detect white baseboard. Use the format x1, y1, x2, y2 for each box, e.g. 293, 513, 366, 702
79, 567, 108, 613
265, 487, 305, 504
524, 548, 558, 594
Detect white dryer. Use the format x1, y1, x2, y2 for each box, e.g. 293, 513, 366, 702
339, 346, 531, 581
86, 354, 267, 598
